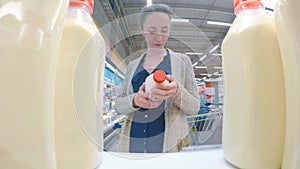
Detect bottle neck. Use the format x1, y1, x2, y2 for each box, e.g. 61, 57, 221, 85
234, 0, 264, 15
67, 6, 95, 28
69, 1, 93, 15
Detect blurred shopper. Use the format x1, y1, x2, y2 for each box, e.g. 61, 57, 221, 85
115, 4, 199, 153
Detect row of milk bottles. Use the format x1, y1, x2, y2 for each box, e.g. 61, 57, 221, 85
0, 0, 105, 169
222, 0, 300, 168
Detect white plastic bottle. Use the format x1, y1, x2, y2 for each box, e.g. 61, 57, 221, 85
145, 70, 169, 93
275, 0, 300, 168
0, 1, 68, 169
54, 0, 105, 169
221, 0, 285, 168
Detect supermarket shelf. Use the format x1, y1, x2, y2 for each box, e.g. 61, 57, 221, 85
103, 115, 125, 134
103, 115, 124, 151
104, 129, 120, 152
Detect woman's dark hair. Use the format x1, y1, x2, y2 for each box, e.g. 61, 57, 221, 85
139, 4, 175, 28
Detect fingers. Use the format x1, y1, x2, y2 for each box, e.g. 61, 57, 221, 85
156, 76, 177, 90
149, 90, 166, 102
133, 77, 178, 108
148, 100, 163, 108
166, 75, 174, 82
134, 94, 150, 108
151, 77, 178, 99
150, 88, 175, 100
134, 82, 165, 108
138, 83, 150, 99
139, 82, 146, 92
133, 83, 151, 108
134, 94, 162, 108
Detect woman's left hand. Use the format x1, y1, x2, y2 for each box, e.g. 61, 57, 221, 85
149, 75, 178, 102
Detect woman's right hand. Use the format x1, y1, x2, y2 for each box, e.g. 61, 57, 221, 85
133, 83, 163, 109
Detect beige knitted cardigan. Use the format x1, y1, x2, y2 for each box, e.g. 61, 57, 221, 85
115, 49, 200, 152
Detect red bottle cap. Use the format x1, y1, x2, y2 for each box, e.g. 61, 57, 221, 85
234, 0, 264, 15
70, 0, 94, 15
153, 70, 167, 83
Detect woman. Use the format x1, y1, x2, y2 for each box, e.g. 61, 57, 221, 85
115, 4, 199, 153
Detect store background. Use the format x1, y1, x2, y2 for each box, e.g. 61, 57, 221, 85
92, 0, 277, 152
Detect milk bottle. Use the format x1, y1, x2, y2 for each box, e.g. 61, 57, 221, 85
54, 0, 105, 168
275, 0, 300, 168
0, 0, 68, 169
145, 70, 169, 93
221, 0, 285, 168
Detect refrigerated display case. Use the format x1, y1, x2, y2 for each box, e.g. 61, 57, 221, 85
103, 65, 124, 126
103, 65, 125, 151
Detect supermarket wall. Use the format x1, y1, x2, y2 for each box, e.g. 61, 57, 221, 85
109, 48, 126, 74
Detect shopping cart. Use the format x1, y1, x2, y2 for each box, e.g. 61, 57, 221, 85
186, 108, 223, 145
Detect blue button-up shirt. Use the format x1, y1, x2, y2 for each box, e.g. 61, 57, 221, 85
130, 51, 171, 153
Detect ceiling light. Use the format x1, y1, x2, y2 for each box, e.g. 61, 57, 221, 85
195, 66, 207, 69
212, 53, 222, 56
207, 20, 232, 27
192, 61, 198, 67
213, 66, 222, 69
199, 54, 207, 61
147, 0, 152, 6
105, 61, 116, 72
209, 44, 219, 53
171, 18, 189, 22
185, 52, 203, 55
213, 71, 219, 75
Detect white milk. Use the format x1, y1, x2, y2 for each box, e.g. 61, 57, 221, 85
275, 0, 300, 168
222, 6, 285, 169
0, 1, 68, 169
54, 7, 105, 169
